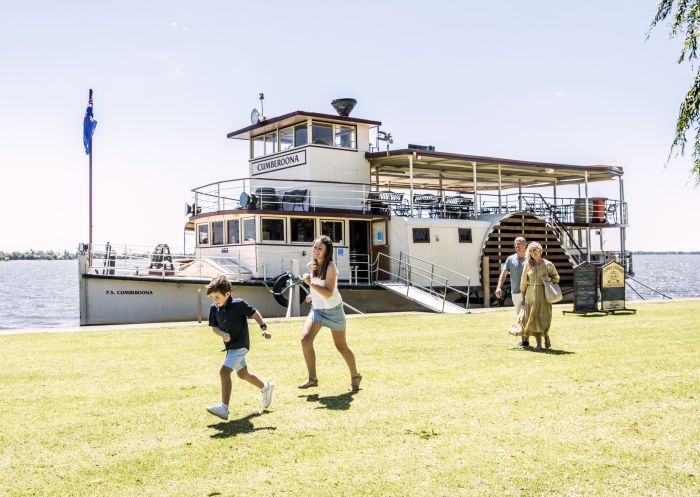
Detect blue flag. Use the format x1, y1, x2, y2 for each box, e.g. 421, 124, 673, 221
83, 89, 97, 155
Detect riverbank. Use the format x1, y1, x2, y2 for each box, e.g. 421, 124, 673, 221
1, 300, 698, 496
2, 297, 698, 336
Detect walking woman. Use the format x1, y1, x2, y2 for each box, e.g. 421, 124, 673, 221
298, 235, 362, 391
520, 242, 560, 350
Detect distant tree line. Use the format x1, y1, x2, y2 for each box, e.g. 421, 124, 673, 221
0, 250, 77, 260
634, 251, 700, 255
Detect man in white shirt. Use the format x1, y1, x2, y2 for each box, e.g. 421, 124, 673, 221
496, 236, 528, 346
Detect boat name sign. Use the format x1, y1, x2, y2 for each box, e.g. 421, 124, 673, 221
105, 290, 154, 295
251, 150, 306, 175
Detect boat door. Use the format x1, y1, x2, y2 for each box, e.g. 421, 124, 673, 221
370, 219, 390, 281
349, 220, 371, 282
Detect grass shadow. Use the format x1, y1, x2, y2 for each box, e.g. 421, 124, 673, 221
510, 345, 575, 355
299, 391, 357, 411
208, 412, 277, 439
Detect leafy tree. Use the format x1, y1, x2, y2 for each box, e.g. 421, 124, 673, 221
649, 0, 700, 182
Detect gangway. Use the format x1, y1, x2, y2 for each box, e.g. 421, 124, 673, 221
373, 252, 470, 314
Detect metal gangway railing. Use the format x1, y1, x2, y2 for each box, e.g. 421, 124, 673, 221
372, 251, 471, 313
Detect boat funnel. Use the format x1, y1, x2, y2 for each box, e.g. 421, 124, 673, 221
331, 98, 357, 117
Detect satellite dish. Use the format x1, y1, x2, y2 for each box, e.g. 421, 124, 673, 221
250, 108, 261, 124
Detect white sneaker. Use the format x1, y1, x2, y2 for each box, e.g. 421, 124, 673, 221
206, 404, 229, 420
261, 381, 274, 410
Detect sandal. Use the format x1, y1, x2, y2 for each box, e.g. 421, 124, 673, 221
349, 374, 363, 392
297, 378, 318, 389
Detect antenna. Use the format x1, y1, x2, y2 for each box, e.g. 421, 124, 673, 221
376, 130, 393, 152
250, 93, 266, 124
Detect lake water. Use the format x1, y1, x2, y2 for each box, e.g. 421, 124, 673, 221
0, 255, 698, 330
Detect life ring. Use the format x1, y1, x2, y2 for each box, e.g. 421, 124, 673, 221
272, 273, 306, 308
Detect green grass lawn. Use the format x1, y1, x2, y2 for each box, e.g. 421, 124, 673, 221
1, 301, 699, 497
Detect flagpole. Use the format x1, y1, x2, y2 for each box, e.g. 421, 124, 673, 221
89, 134, 93, 267
88, 88, 94, 268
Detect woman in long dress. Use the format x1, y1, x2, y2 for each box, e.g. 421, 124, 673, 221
519, 242, 560, 350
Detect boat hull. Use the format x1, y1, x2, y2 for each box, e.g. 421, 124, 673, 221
79, 273, 428, 325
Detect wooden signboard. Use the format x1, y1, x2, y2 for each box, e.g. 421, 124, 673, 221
563, 262, 602, 315
573, 262, 598, 312
600, 261, 635, 314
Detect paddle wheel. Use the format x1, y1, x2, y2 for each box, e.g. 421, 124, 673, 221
479, 211, 575, 304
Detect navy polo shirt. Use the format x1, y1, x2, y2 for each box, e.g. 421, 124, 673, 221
208, 296, 256, 350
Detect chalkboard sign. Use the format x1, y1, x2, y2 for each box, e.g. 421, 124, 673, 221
573, 262, 598, 312
600, 261, 626, 311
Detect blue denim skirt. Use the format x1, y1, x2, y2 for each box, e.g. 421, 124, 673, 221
309, 303, 346, 331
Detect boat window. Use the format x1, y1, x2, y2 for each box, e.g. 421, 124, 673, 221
280, 127, 294, 151
458, 228, 472, 243
294, 124, 308, 147
335, 125, 356, 149
198, 224, 209, 245
261, 218, 285, 242
243, 218, 256, 242
321, 220, 344, 245
227, 219, 240, 244
291, 218, 315, 243
311, 122, 333, 146
252, 135, 264, 158
211, 221, 224, 246
265, 131, 277, 155
412, 227, 430, 243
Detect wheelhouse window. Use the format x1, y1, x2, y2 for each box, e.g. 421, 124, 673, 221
198, 223, 209, 245
294, 123, 308, 147
321, 220, 344, 245
227, 219, 240, 244
252, 135, 264, 158
412, 227, 430, 243
280, 127, 293, 151
291, 218, 315, 243
335, 125, 356, 149
458, 228, 472, 243
212, 221, 224, 246
242, 218, 256, 242
261, 218, 285, 242
264, 131, 277, 155
311, 122, 333, 146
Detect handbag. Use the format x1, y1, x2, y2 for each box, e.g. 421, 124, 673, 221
508, 306, 525, 336
543, 280, 563, 303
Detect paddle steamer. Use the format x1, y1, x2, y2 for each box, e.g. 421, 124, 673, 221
79, 98, 630, 324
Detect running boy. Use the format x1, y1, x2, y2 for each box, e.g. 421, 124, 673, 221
205, 275, 273, 420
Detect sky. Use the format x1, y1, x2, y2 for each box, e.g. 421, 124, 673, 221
1, 0, 698, 252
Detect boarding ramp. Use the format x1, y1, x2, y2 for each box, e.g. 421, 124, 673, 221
373, 252, 470, 314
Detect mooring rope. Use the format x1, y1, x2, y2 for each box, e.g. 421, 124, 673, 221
626, 276, 672, 299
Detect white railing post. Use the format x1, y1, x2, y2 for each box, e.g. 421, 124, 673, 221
197, 288, 202, 323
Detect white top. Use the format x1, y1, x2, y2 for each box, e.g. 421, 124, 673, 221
309, 264, 343, 309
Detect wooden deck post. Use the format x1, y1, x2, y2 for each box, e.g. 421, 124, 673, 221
482, 255, 490, 308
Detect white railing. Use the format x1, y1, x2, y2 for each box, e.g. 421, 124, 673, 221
85, 242, 372, 284
373, 252, 471, 312
191, 178, 372, 214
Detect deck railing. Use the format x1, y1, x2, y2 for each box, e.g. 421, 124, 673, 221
192, 178, 372, 214
189, 178, 627, 227
85, 243, 369, 283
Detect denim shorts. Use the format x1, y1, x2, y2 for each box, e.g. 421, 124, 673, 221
309, 303, 346, 331
222, 347, 248, 372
